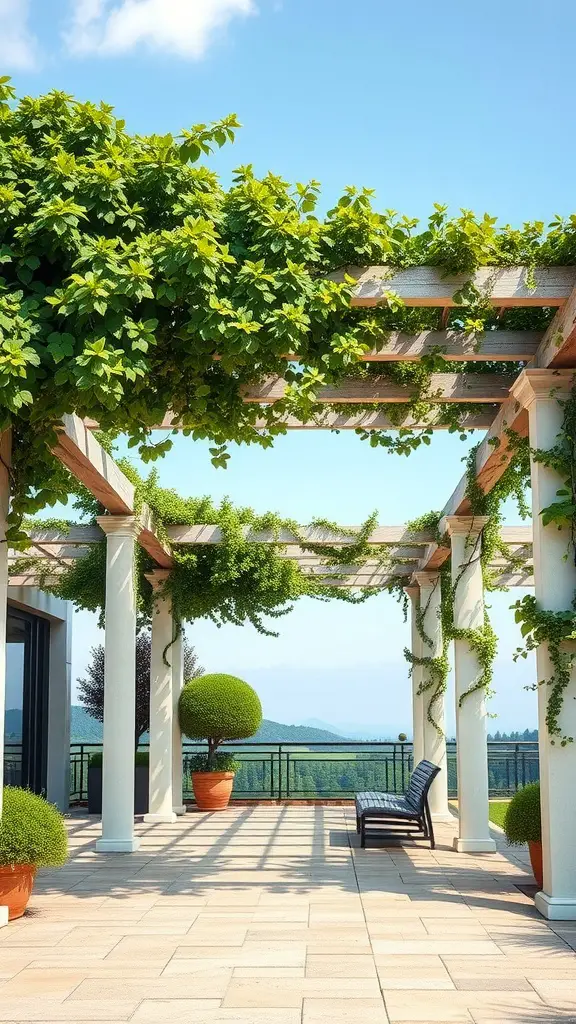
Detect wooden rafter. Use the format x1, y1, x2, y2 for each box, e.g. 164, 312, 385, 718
242, 373, 515, 405
50, 415, 172, 568
328, 265, 576, 307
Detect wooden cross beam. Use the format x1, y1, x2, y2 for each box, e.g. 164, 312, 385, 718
50, 415, 172, 568
240, 373, 515, 405
328, 266, 576, 307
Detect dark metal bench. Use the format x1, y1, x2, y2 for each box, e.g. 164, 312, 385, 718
355, 759, 441, 849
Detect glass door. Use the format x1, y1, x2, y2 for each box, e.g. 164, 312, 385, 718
5, 607, 49, 793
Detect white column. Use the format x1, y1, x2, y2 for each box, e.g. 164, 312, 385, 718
95, 516, 140, 853
144, 570, 176, 824
0, 431, 10, 926
445, 515, 496, 853
171, 628, 186, 815
405, 585, 424, 766
413, 572, 451, 819
512, 369, 576, 920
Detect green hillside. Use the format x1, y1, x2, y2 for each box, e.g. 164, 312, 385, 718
70, 706, 346, 744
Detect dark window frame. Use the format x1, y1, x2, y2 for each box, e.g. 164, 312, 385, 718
6, 604, 50, 794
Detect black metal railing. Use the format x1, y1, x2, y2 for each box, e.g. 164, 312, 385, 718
64, 740, 540, 805
3, 742, 23, 787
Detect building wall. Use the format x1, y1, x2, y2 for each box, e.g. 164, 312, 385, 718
7, 588, 71, 810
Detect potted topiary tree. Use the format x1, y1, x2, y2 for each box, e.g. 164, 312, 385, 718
178, 673, 262, 811
0, 788, 68, 919
503, 782, 542, 888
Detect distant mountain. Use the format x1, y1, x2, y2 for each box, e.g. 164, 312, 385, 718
68, 706, 346, 744
4, 708, 22, 740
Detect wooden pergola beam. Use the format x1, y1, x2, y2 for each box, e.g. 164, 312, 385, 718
242, 373, 515, 405
328, 266, 576, 307
166, 525, 438, 546
50, 415, 172, 568
357, 330, 542, 362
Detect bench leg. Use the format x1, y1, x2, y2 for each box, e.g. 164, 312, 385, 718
424, 801, 435, 850
360, 819, 366, 848
356, 813, 360, 834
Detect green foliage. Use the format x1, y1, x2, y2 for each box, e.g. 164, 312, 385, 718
503, 782, 541, 845
26, 456, 381, 634
187, 752, 242, 774
179, 673, 262, 767
403, 436, 531, 731
0, 79, 573, 541
0, 787, 68, 866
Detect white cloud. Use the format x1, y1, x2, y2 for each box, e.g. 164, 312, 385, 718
65, 0, 256, 59
0, 0, 38, 69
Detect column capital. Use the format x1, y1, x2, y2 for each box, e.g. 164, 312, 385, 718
145, 569, 171, 591
96, 515, 140, 539
445, 515, 489, 538
509, 369, 575, 410
404, 584, 420, 601
413, 571, 441, 589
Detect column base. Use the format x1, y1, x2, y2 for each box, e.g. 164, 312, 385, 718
173, 805, 187, 816
143, 812, 177, 824
535, 892, 576, 921
453, 837, 497, 853
95, 837, 141, 853
0, 906, 8, 928
431, 811, 454, 822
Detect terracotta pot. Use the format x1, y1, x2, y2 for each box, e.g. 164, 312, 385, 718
0, 864, 36, 920
192, 771, 235, 810
528, 839, 543, 889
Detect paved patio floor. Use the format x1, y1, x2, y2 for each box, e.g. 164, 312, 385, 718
1, 807, 576, 1023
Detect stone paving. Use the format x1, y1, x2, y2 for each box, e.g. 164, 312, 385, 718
1, 807, 576, 1022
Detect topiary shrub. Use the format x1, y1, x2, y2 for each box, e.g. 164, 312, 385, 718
179, 673, 262, 770
0, 788, 68, 867
503, 782, 541, 846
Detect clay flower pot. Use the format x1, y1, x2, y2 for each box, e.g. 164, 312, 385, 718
528, 839, 543, 889
192, 771, 235, 810
0, 864, 36, 920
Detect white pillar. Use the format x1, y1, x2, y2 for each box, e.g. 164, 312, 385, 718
413, 572, 451, 819
95, 516, 140, 853
0, 432, 10, 926
405, 585, 424, 766
512, 369, 576, 920
144, 570, 177, 824
445, 516, 496, 853
171, 628, 186, 815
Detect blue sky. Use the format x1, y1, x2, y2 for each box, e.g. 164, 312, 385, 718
8, 0, 568, 733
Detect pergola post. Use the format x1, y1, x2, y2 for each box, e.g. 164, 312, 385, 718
143, 570, 177, 824
511, 369, 576, 920
405, 585, 424, 766
171, 627, 186, 815
445, 515, 496, 853
413, 572, 451, 819
0, 433, 10, 927
95, 516, 140, 853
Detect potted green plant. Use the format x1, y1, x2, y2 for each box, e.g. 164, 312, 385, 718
503, 782, 542, 888
87, 751, 150, 815
178, 673, 262, 811
0, 787, 68, 920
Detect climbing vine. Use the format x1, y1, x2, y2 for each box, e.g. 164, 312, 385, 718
512, 382, 576, 745
402, 434, 531, 733
1, 80, 575, 541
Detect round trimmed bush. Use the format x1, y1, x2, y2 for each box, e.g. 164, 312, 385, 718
179, 673, 262, 744
503, 782, 541, 846
0, 788, 68, 867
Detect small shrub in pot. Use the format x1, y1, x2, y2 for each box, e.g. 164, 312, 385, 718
0, 788, 68, 919
179, 673, 262, 810
503, 782, 542, 888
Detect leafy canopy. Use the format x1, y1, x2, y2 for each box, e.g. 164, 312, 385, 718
3, 79, 576, 539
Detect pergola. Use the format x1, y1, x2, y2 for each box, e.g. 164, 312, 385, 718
2, 263, 576, 922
